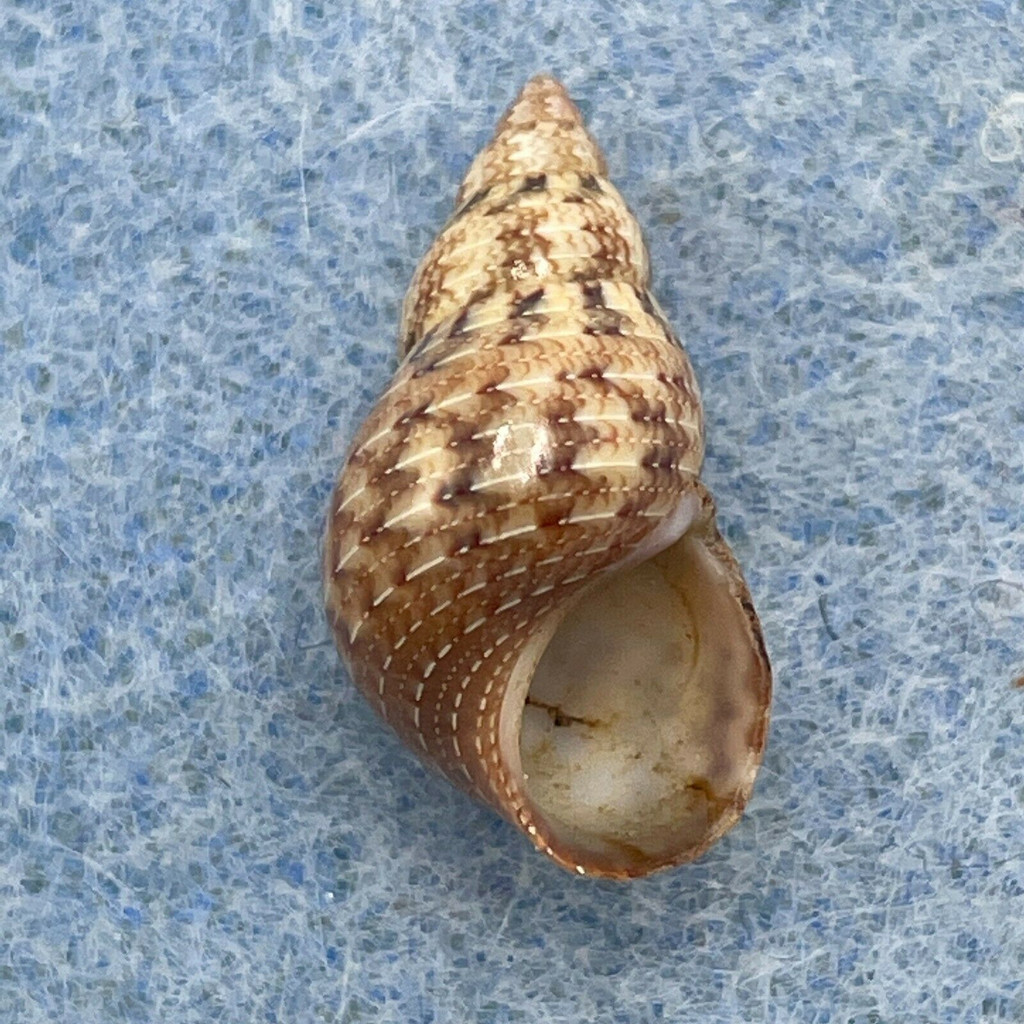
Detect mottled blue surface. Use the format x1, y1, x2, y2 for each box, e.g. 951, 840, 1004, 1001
2, 1, 1023, 1021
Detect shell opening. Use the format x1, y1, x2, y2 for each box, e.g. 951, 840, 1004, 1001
514, 525, 767, 877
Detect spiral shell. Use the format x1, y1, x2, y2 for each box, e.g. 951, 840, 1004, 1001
324, 75, 772, 878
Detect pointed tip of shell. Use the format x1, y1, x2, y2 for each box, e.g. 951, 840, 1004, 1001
456, 74, 606, 204
500, 74, 583, 131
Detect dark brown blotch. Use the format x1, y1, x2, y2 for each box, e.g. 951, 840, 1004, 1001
629, 397, 668, 424
475, 365, 515, 409
376, 465, 421, 503
542, 395, 582, 421
497, 207, 553, 261
519, 173, 548, 192
358, 505, 388, 544
436, 465, 479, 506
497, 324, 529, 346
569, 252, 622, 284
538, 397, 599, 476
461, 283, 498, 316
615, 489, 660, 518
455, 185, 492, 218
387, 560, 409, 589
535, 495, 577, 529
447, 523, 483, 556
657, 370, 695, 404
583, 306, 627, 337
579, 173, 603, 192
511, 287, 545, 318
411, 359, 441, 379
640, 445, 679, 472
581, 281, 606, 309
544, 446, 578, 475
394, 399, 433, 429
449, 307, 471, 336
445, 418, 486, 450
406, 323, 439, 359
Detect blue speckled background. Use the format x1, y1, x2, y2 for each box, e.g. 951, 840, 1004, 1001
2, 1, 1023, 1020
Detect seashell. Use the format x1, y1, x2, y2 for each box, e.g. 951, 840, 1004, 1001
323, 75, 772, 879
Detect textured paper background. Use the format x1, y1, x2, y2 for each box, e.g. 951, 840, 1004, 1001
2, 1, 1023, 1021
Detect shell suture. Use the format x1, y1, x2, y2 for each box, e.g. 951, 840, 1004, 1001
324, 75, 771, 878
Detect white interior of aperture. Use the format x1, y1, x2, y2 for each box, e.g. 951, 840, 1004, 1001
516, 527, 763, 874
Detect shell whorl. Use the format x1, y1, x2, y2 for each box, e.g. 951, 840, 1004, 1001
324, 76, 771, 878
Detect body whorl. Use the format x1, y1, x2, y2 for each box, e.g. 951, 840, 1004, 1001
324, 76, 772, 878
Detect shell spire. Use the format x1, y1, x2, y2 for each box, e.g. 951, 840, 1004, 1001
324, 75, 772, 879
455, 74, 607, 205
